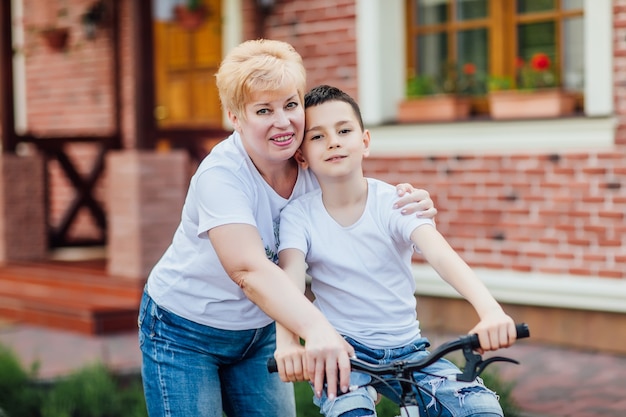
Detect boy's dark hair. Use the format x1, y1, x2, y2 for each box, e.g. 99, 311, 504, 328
304, 85, 364, 130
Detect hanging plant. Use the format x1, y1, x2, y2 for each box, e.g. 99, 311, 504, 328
39, 27, 70, 52
173, 0, 208, 30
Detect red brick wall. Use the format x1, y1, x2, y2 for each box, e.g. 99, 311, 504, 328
106, 150, 188, 279
0, 155, 47, 261
22, 0, 116, 135
242, 0, 359, 98
363, 151, 626, 279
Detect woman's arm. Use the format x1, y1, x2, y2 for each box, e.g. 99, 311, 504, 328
411, 225, 516, 351
209, 223, 353, 399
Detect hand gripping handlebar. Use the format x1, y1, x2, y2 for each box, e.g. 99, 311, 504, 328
268, 323, 530, 383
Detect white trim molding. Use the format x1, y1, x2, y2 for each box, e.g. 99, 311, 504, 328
367, 116, 616, 155
412, 264, 626, 314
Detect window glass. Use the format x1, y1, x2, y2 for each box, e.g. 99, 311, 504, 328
153, 0, 185, 20
457, 28, 488, 94
517, 21, 556, 63
517, 0, 555, 13
417, 0, 449, 25
563, 0, 583, 10
417, 32, 448, 75
563, 17, 584, 91
406, 0, 584, 114
457, 0, 487, 21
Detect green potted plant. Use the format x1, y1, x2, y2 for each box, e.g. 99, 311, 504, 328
487, 53, 576, 120
397, 62, 477, 123
36, 6, 71, 52
40, 27, 70, 52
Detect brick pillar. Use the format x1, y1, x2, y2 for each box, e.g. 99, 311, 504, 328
0, 154, 47, 262
106, 150, 188, 279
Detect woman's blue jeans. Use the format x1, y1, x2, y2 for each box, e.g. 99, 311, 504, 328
138, 290, 296, 417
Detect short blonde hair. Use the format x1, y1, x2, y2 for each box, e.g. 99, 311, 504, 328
215, 39, 307, 119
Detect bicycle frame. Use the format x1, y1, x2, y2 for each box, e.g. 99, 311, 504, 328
268, 323, 530, 417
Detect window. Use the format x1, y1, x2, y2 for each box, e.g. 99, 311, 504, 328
406, 0, 584, 113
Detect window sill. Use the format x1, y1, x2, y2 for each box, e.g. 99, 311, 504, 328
412, 264, 626, 313
367, 116, 616, 156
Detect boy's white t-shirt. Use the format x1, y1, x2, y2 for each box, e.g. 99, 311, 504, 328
146, 131, 319, 330
278, 178, 434, 349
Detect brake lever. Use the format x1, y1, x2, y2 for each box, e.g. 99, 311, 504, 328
457, 345, 519, 382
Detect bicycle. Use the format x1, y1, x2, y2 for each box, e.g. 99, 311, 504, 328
268, 322, 530, 417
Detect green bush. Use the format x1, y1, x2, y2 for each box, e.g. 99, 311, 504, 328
480, 367, 520, 417
0, 344, 146, 417
0, 345, 43, 417
40, 363, 148, 417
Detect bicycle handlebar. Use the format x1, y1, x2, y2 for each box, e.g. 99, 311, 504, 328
267, 323, 530, 381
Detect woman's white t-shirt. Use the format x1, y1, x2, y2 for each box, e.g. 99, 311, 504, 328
146, 132, 319, 330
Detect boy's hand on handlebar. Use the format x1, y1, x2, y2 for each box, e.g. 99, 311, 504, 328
274, 343, 308, 383
394, 185, 437, 219
469, 311, 517, 353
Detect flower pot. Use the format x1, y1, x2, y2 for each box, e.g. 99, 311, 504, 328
40, 27, 70, 52
173, 5, 207, 30
397, 95, 471, 123
487, 89, 576, 120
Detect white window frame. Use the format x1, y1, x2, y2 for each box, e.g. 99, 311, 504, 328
355, 0, 614, 151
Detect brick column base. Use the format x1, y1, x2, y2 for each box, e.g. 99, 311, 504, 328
106, 150, 188, 279
0, 154, 47, 263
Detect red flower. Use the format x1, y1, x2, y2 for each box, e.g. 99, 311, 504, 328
515, 57, 525, 69
530, 53, 551, 71
462, 63, 476, 75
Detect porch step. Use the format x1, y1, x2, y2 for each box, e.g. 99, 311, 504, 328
0, 261, 145, 335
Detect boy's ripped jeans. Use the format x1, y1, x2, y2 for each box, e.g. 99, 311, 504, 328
311, 336, 503, 417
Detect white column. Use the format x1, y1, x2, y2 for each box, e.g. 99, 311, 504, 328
356, 0, 405, 125
584, 0, 613, 116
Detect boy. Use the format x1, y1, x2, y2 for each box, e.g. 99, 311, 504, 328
275, 85, 517, 417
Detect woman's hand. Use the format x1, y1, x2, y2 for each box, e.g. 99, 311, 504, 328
304, 324, 355, 400
394, 184, 437, 218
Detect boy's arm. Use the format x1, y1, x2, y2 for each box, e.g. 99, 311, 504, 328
410, 225, 516, 351
275, 248, 309, 383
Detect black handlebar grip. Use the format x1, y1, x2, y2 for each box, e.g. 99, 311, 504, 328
516, 322, 530, 339
267, 357, 278, 373
469, 322, 531, 349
